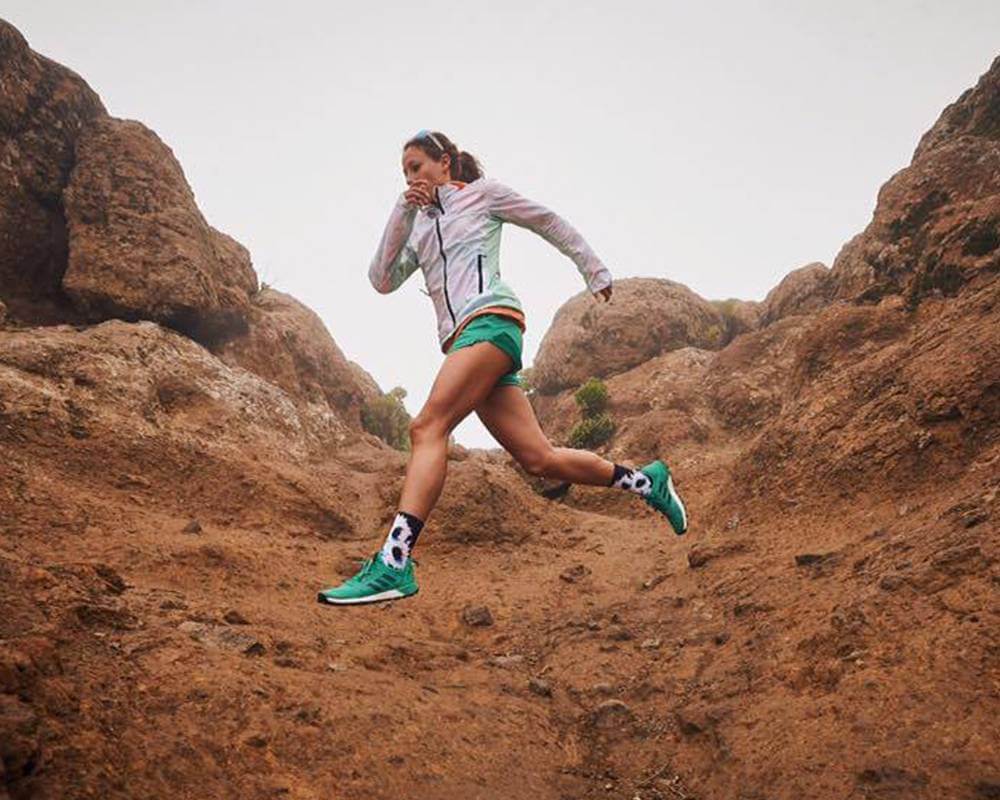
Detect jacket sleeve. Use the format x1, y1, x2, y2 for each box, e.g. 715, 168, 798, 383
368, 195, 421, 294
486, 178, 612, 293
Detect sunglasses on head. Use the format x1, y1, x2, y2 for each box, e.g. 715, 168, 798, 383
410, 129, 445, 151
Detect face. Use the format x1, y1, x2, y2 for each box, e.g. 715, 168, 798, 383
402, 145, 451, 187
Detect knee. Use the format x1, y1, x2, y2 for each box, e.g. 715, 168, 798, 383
519, 447, 555, 477
409, 412, 447, 445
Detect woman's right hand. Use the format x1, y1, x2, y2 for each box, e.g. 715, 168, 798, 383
404, 179, 433, 208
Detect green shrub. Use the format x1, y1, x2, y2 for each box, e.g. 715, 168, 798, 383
574, 377, 609, 418
361, 386, 411, 451
568, 413, 615, 449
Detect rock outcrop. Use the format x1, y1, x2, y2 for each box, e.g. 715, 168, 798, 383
63, 118, 258, 343
830, 56, 1000, 303
531, 277, 730, 394
758, 262, 831, 325
214, 287, 375, 428
0, 19, 105, 324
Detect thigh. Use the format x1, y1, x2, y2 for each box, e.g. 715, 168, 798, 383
475, 384, 552, 463
419, 342, 514, 435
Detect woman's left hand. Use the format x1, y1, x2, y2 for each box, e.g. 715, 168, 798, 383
595, 285, 613, 303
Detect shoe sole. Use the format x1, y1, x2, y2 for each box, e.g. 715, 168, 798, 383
316, 587, 419, 606
665, 473, 688, 534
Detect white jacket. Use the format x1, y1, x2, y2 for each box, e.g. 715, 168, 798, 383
368, 177, 613, 351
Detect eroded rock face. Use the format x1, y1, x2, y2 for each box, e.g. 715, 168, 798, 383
62, 118, 258, 343
830, 56, 1000, 303
532, 278, 729, 395
759, 262, 831, 325
0, 19, 105, 323
213, 288, 376, 428
711, 298, 761, 339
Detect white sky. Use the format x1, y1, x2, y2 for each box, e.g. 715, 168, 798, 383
6, 1, 999, 447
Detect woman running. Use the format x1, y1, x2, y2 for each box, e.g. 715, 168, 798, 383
318, 129, 687, 605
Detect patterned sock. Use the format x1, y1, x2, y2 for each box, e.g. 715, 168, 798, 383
609, 463, 652, 497
379, 511, 425, 570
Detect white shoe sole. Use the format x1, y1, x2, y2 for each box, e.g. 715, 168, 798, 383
666, 474, 688, 533
317, 588, 412, 605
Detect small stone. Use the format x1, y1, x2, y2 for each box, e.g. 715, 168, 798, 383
94, 564, 126, 594
182, 519, 202, 534
607, 626, 634, 641
794, 553, 830, 567
591, 699, 633, 729
641, 574, 666, 591
879, 573, 904, 591
528, 678, 552, 697
640, 638, 661, 650
560, 564, 590, 583
461, 605, 494, 627
245, 734, 268, 748
488, 654, 524, 668
224, 610, 250, 625
592, 682, 615, 695
713, 631, 731, 646
179, 620, 265, 656
327, 661, 348, 672
962, 509, 989, 529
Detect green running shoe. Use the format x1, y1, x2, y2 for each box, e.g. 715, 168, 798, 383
317, 553, 419, 606
638, 460, 688, 535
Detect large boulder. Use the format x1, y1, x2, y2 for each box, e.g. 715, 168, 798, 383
759, 262, 832, 325
531, 277, 728, 394
62, 118, 258, 343
213, 288, 379, 428
830, 55, 1000, 303
0, 19, 105, 323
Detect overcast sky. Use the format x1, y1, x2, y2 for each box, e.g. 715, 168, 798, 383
6, 1, 999, 447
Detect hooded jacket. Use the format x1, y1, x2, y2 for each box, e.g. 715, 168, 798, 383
368, 177, 613, 352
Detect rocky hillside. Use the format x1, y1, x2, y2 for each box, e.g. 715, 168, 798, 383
2, 19, 998, 800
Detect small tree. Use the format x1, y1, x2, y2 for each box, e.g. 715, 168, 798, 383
573, 376, 609, 417
569, 413, 615, 448
568, 376, 615, 449
361, 386, 411, 451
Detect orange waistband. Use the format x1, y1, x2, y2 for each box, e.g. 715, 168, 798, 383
442, 306, 526, 352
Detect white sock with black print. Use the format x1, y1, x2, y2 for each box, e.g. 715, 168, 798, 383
379, 511, 425, 570
609, 464, 652, 497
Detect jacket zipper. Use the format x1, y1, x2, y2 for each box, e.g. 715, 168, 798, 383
433, 189, 456, 325
477, 254, 484, 293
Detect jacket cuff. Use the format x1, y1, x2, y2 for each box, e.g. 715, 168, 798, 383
587, 268, 613, 293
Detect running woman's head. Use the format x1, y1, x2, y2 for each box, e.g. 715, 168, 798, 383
402, 130, 483, 186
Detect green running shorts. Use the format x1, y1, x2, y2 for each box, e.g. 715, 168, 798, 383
447, 313, 524, 388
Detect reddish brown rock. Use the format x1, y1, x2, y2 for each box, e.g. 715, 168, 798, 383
62, 118, 258, 343
0, 20, 105, 323
830, 56, 1000, 303
213, 287, 376, 428
759, 262, 831, 325
712, 297, 761, 338
532, 277, 729, 394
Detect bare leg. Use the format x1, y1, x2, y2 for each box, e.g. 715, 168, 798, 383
475, 385, 617, 484
397, 342, 514, 520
